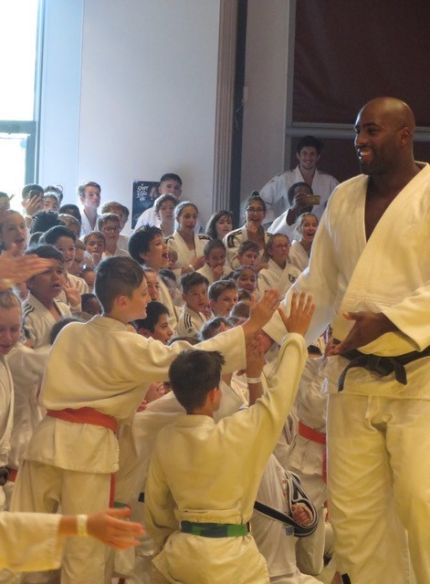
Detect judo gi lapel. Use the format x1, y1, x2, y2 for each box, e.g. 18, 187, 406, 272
333, 164, 430, 351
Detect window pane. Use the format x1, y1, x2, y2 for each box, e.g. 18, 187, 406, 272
0, 0, 40, 120
0, 133, 29, 209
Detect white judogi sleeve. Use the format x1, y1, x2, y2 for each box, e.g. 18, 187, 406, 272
0, 512, 63, 571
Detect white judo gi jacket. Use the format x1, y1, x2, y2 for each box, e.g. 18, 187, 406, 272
266, 163, 430, 399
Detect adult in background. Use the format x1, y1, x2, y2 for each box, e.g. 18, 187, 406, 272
260, 136, 338, 226
264, 97, 429, 584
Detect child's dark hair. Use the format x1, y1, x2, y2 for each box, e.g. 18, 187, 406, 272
296, 135, 323, 154
30, 211, 64, 234
287, 182, 312, 206
203, 239, 226, 258
78, 181, 101, 198
83, 231, 106, 246
237, 240, 260, 257
133, 301, 169, 333
59, 204, 82, 223
175, 201, 198, 221
97, 213, 120, 231
40, 225, 77, 245
50, 317, 82, 345
168, 350, 224, 413
128, 225, 163, 263
95, 256, 144, 312
200, 317, 231, 340
81, 293, 101, 314
22, 184, 43, 199
245, 192, 266, 213
230, 301, 250, 320
160, 172, 182, 185
180, 272, 209, 294
25, 244, 64, 264
100, 201, 130, 219
154, 194, 178, 215
205, 210, 233, 240
231, 266, 256, 281
208, 279, 236, 302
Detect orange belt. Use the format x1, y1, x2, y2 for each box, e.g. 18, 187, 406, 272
298, 420, 327, 482
47, 407, 118, 505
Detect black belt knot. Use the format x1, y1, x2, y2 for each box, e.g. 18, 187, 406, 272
338, 345, 430, 391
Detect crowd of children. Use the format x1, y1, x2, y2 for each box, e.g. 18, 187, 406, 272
0, 174, 333, 584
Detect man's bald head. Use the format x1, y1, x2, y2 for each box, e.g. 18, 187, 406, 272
354, 97, 417, 175
358, 97, 416, 134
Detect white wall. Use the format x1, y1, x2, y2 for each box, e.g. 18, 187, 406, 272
39, 0, 221, 231
240, 0, 291, 203
38, 0, 84, 200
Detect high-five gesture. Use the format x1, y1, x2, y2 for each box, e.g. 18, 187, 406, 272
278, 292, 315, 336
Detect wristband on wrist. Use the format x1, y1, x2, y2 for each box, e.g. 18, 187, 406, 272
76, 514, 89, 537
246, 376, 262, 384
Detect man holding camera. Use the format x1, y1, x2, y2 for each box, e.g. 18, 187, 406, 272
260, 135, 338, 230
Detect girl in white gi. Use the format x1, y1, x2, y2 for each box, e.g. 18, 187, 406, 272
153, 194, 177, 238
288, 214, 319, 273
224, 193, 270, 269
205, 210, 233, 241
196, 239, 230, 284
259, 234, 301, 297
144, 293, 314, 584
22, 245, 72, 348
165, 202, 210, 272
12, 256, 280, 584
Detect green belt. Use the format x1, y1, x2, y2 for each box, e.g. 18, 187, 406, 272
180, 521, 249, 538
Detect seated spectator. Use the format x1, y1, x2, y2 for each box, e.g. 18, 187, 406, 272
81, 293, 102, 317
133, 301, 174, 344
98, 213, 129, 258
43, 192, 60, 213
81, 265, 96, 291
208, 279, 238, 317
289, 213, 319, 272
166, 202, 209, 273
134, 173, 182, 231
259, 234, 300, 297
100, 201, 130, 251
143, 267, 161, 302
83, 231, 106, 267
200, 316, 231, 340
176, 272, 209, 338
224, 192, 269, 269
30, 211, 64, 235
78, 181, 101, 236
197, 239, 230, 284
205, 210, 233, 241
260, 135, 338, 225
154, 194, 177, 237
44, 185, 64, 204
0, 211, 28, 255
21, 184, 44, 228
269, 182, 316, 240
58, 213, 81, 238
236, 240, 261, 270
59, 203, 82, 224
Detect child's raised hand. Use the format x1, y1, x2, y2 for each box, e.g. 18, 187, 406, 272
63, 281, 81, 308
86, 507, 144, 549
279, 292, 314, 336
244, 289, 280, 334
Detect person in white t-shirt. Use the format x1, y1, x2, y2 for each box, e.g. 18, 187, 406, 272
261, 136, 338, 226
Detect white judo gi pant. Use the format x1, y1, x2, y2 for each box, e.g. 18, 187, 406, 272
11, 461, 111, 584
327, 393, 430, 584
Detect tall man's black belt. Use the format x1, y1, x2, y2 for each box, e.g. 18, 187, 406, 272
338, 345, 430, 391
